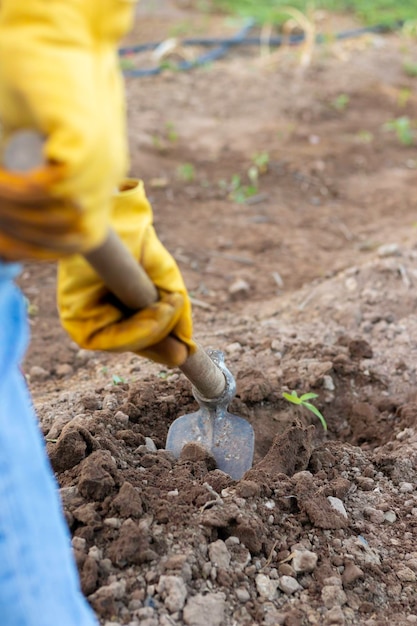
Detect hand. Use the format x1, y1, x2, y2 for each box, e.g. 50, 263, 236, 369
57, 180, 196, 367
0, 0, 136, 260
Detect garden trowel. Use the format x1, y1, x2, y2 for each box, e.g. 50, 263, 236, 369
4, 130, 255, 480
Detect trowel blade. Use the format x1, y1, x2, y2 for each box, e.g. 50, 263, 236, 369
166, 409, 254, 480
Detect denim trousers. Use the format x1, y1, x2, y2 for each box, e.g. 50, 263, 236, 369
0, 262, 97, 626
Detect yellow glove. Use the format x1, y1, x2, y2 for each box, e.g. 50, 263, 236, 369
57, 180, 196, 367
0, 0, 136, 260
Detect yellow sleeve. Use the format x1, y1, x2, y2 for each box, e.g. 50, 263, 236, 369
0, 0, 137, 253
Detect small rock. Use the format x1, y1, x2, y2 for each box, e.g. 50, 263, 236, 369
183, 592, 226, 626
384, 511, 397, 524
400, 482, 414, 493
278, 575, 302, 595
397, 567, 416, 583
356, 477, 375, 491
208, 540, 231, 570
256, 574, 278, 600
157, 575, 187, 612
377, 243, 401, 257
228, 278, 251, 299
235, 587, 250, 603
363, 507, 385, 524
323, 375, 335, 391
225, 342, 242, 355
114, 411, 129, 425
55, 363, 74, 377
292, 549, 318, 574
29, 365, 49, 381
145, 437, 157, 452
327, 497, 348, 518
324, 606, 345, 625
321, 585, 347, 609
72, 536, 87, 552
104, 517, 122, 529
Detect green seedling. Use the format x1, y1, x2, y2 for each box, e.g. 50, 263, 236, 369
165, 122, 178, 143
252, 152, 270, 174
229, 173, 258, 203
398, 87, 412, 107
283, 390, 328, 431
355, 130, 374, 144
24, 297, 38, 317
383, 116, 414, 146
331, 94, 350, 111
112, 374, 126, 385
403, 61, 417, 77
177, 163, 196, 182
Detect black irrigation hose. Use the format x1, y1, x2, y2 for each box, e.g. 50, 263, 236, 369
119, 21, 399, 78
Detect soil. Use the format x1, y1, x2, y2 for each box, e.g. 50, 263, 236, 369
18, 4, 417, 626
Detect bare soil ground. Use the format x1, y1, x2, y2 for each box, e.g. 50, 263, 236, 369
19, 4, 417, 625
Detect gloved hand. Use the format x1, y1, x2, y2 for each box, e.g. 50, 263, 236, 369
57, 180, 196, 367
0, 0, 136, 261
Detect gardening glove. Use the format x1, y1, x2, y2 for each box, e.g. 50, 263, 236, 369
0, 0, 136, 261
57, 179, 196, 368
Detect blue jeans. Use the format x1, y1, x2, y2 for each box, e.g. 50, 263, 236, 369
0, 263, 97, 626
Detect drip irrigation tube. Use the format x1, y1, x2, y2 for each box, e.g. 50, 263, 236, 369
119, 21, 399, 78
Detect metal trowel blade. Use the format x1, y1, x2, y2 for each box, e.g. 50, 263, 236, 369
166, 406, 254, 480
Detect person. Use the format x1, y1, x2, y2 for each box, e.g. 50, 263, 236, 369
0, 2, 195, 625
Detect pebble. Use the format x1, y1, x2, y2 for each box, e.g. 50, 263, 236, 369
225, 342, 242, 355
324, 606, 346, 625
55, 363, 73, 377
384, 511, 397, 524
396, 567, 417, 583
29, 365, 49, 381
292, 550, 318, 574
321, 585, 347, 608
183, 592, 226, 626
363, 507, 385, 524
323, 375, 335, 391
228, 278, 251, 298
104, 517, 122, 529
400, 482, 414, 493
327, 497, 348, 518
157, 575, 187, 612
278, 575, 302, 595
377, 243, 401, 257
235, 587, 250, 603
208, 540, 231, 570
356, 477, 375, 491
145, 437, 157, 452
256, 574, 278, 600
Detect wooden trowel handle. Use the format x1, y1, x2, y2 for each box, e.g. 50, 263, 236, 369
85, 230, 226, 400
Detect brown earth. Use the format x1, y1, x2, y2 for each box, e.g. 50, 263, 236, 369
19, 4, 417, 626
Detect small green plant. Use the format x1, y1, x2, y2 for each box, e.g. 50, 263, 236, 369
331, 94, 350, 111
177, 163, 196, 182
165, 121, 178, 143
252, 151, 270, 173
24, 297, 38, 317
229, 173, 258, 203
383, 116, 414, 146
112, 374, 126, 385
355, 130, 374, 144
403, 61, 417, 77
283, 390, 328, 430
